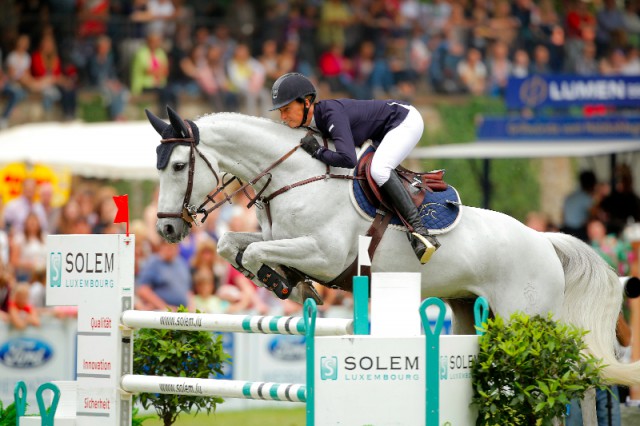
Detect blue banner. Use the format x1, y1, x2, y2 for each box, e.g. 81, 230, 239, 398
506, 75, 640, 108
477, 116, 640, 140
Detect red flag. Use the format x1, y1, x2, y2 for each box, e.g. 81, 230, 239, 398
113, 194, 129, 236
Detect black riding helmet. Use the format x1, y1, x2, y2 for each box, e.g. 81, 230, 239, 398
270, 73, 317, 127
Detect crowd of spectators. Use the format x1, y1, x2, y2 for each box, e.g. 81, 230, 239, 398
3, 0, 640, 329
2, 0, 640, 127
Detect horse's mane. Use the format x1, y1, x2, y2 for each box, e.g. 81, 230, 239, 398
195, 112, 308, 143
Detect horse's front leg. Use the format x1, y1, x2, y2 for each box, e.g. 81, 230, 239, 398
240, 236, 341, 304
217, 231, 264, 267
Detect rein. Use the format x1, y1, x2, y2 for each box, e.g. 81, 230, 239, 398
158, 127, 363, 228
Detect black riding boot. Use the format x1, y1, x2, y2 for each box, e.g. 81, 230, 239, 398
380, 171, 441, 264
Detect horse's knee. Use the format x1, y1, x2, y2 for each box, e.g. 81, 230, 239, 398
217, 236, 237, 261
241, 245, 263, 270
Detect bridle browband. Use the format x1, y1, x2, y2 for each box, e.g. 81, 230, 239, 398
157, 126, 362, 228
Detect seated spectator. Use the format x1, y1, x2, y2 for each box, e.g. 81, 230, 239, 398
587, 218, 636, 276
9, 212, 47, 283
1, 34, 31, 129
529, 44, 551, 74
429, 36, 465, 94
192, 267, 246, 314
227, 43, 268, 117
87, 35, 129, 121
547, 25, 566, 73
130, 30, 174, 117
623, 45, 640, 75
457, 47, 487, 96
30, 32, 78, 120
600, 48, 628, 75
207, 43, 237, 112
7, 282, 40, 330
599, 164, 640, 235
525, 211, 553, 232
136, 239, 193, 311
511, 48, 530, 78
318, 42, 349, 94
486, 41, 512, 97
575, 42, 599, 76
3, 178, 48, 235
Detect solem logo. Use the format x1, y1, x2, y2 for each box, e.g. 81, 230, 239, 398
0, 338, 54, 368
439, 355, 448, 380
49, 252, 62, 287
320, 356, 338, 380
267, 336, 305, 361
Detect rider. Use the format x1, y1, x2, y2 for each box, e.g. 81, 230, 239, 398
269, 72, 440, 264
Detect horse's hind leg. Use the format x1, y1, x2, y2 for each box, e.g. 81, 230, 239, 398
446, 299, 478, 335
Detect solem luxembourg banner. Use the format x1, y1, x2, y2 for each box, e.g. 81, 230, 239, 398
506, 75, 640, 109
477, 115, 640, 140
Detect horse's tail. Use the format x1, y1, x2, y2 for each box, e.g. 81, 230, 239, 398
546, 232, 640, 386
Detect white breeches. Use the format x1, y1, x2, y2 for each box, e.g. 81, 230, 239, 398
370, 104, 424, 186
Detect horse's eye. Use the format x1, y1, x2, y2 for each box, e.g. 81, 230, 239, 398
173, 163, 186, 172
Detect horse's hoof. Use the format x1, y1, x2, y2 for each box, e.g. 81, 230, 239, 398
290, 281, 324, 306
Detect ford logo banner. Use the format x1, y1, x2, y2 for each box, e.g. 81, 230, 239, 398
0, 337, 54, 368
267, 336, 306, 361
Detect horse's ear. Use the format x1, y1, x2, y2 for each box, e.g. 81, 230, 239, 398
166, 106, 190, 139
145, 109, 169, 136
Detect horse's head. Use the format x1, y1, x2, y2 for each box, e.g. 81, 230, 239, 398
146, 107, 219, 243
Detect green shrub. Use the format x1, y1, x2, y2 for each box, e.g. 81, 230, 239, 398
471, 312, 606, 425
133, 307, 230, 426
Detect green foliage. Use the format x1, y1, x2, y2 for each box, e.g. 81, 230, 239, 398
133, 306, 230, 426
420, 96, 539, 221
472, 312, 606, 425
0, 400, 18, 426
132, 407, 156, 426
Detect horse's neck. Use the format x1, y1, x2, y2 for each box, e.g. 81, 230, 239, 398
197, 114, 311, 189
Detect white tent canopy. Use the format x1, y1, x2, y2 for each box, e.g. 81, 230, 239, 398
0, 121, 159, 180
0, 121, 639, 180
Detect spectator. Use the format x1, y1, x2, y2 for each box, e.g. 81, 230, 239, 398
136, 239, 193, 311
7, 282, 40, 330
530, 0, 560, 44
529, 44, 552, 74
146, 0, 177, 38
28, 267, 46, 309
547, 25, 566, 73
226, 0, 257, 41
565, 0, 597, 41
587, 217, 636, 277
486, 41, 512, 97
0, 270, 11, 322
317, 0, 352, 50
38, 181, 58, 235
511, 48, 530, 77
192, 267, 229, 314
9, 212, 47, 282
30, 32, 78, 121
190, 238, 259, 313
259, 39, 281, 90
599, 164, 640, 236
86, 35, 129, 121
561, 170, 597, 242
206, 43, 236, 112
623, 0, 640, 41
574, 41, 599, 76
227, 43, 268, 117
457, 47, 487, 96
596, 0, 626, 53
3, 178, 47, 235
130, 30, 173, 117
1, 34, 31, 129
318, 42, 349, 94
600, 47, 628, 75
525, 211, 553, 232
623, 45, 640, 75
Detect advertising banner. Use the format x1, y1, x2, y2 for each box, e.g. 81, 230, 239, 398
477, 116, 640, 140
46, 234, 134, 426
506, 75, 640, 108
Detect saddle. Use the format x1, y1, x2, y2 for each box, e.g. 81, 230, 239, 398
323, 149, 456, 291
355, 151, 448, 211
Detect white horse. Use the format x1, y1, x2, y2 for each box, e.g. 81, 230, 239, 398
147, 107, 640, 387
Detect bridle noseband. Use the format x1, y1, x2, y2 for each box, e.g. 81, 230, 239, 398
156, 120, 220, 227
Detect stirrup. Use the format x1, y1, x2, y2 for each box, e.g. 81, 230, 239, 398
411, 233, 439, 264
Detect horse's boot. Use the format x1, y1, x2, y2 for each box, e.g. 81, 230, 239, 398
380, 171, 440, 264
257, 264, 292, 300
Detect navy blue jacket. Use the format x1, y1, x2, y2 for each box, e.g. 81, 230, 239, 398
312, 99, 410, 169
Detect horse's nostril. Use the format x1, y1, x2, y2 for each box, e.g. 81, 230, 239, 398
164, 224, 175, 236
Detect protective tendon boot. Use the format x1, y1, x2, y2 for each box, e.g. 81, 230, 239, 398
380, 171, 441, 263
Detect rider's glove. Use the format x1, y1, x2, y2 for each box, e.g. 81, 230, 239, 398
300, 134, 322, 158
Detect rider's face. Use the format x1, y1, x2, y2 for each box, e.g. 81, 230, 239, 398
278, 99, 309, 128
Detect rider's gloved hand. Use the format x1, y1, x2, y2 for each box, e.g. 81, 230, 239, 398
300, 134, 322, 158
